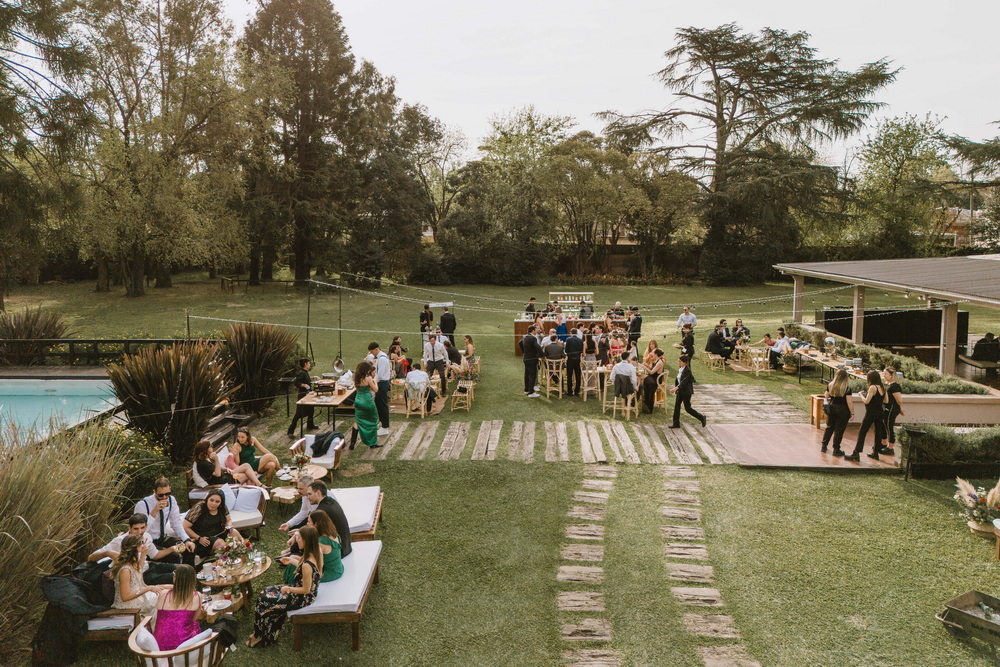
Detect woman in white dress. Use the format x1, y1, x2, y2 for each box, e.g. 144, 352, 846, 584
112, 535, 170, 617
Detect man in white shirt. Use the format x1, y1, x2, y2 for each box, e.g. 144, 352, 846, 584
134, 478, 189, 561
278, 476, 316, 535
367, 342, 392, 436
89, 513, 180, 584
676, 306, 697, 331
405, 362, 438, 411
610, 356, 638, 397
423, 334, 449, 397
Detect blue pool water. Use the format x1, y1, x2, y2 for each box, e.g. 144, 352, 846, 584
0, 379, 117, 433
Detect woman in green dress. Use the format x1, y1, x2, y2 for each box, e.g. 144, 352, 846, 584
233, 427, 280, 485
353, 360, 381, 447
282, 510, 343, 584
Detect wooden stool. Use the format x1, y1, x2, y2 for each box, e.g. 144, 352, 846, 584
450, 381, 475, 412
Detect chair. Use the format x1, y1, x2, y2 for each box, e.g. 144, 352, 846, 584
748, 347, 774, 377
543, 358, 566, 399
579, 359, 600, 402
602, 377, 615, 414
653, 373, 668, 413
704, 353, 726, 371
450, 380, 475, 412
611, 377, 638, 421
186, 467, 224, 506
84, 608, 141, 643
228, 486, 269, 540
290, 433, 345, 472
405, 382, 431, 418
127, 616, 227, 666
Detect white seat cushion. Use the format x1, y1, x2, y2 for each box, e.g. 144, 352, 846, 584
86, 615, 135, 632
229, 509, 262, 530
287, 540, 382, 616
329, 486, 380, 533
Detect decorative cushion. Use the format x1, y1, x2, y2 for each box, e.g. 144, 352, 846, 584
190, 463, 208, 489
232, 487, 263, 513
133, 625, 159, 652
220, 485, 237, 512
176, 628, 213, 649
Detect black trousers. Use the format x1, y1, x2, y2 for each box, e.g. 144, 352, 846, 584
671, 392, 703, 426
375, 379, 390, 428
852, 409, 885, 455
143, 561, 178, 585
523, 359, 538, 394
821, 403, 850, 451
427, 359, 447, 395
566, 357, 581, 395
885, 404, 901, 444
287, 402, 315, 434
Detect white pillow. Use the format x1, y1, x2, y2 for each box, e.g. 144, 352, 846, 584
176, 628, 213, 649
134, 625, 160, 652
191, 463, 208, 488
220, 485, 237, 512
232, 487, 262, 513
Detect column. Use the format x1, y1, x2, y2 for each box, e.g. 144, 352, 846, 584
939, 302, 958, 375
791, 275, 805, 323
851, 286, 865, 343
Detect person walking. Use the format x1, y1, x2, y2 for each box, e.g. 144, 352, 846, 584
367, 342, 392, 436
669, 355, 706, 428
820, 369, 852, 457
880, 367, 904, 456
522, 325, 542, 398
845, 370, 886, 462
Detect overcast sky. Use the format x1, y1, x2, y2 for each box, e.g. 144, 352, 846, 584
227, 0, 999, 167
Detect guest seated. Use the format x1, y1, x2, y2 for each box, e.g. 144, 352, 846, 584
193, 439, 261, 487
112, 534, 169, 617
152, 564, 203, 650
233, 428, 280, 486
731, 318, 750, 343
972, 333, 1000, 362
90, 513, 182, 585
544, 335, 566, 360
405, 363, 438, 411
705, 325, 734, 360
443, 338, 465, 372
753, 332, 787, 369
389, 343, 408, 378
610, 355, 637, 397
281, 510, 343, 585
247, 526, 321, 648
643, 339, 661, 367
463, 335, 476, 366
182, 489, 242, 567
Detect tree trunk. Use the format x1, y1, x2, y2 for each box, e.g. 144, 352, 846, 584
261, 243, 275, 281
248, 239, 261, 285
154, 261, 172, 288
207, 265, 217, 279
121, 252, 146, 297
95, 254, 110, 292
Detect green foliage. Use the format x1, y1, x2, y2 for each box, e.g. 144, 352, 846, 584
900, 425, 1000, 464
0, 421, 133, 665
0, 306, 72, 365
113, 428, 171, 516
222, 321, 299, 415
107, 342, 236, 465
407, 244, 451, 285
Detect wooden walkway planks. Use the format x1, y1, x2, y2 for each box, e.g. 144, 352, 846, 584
609, 422, 641, 464
471, 420, 503, 460
661, 425, 703, 464
361, 422, 409, 460
437, 422, 470, 460
682, 424, 722, 465
399, 422, 438, 460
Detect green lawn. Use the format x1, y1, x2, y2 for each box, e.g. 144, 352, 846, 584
10, 277, 1000, 665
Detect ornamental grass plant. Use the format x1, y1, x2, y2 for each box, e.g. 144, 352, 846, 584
0, 421, 134, 665
222, 321, 299, 415
0, 306, 72, 365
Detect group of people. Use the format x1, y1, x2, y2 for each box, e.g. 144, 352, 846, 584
820, 367, 904, 461
90, 472, 353, 651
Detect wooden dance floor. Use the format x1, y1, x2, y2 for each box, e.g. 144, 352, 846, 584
711, 423, 900, 472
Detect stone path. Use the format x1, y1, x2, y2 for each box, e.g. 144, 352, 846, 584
661, 466, 761, 667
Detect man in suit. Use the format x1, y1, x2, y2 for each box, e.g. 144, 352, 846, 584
564, 328, 584, 396
627, 306, 642, 347
306, 481, 352, 558
669, 354, 707, 429
522, 325, 542, 398
705, 325, 733, 360
287, 357, 317, 436
419, 304, 433, 342
439, 307, 457, 343
423, 334, 449, 397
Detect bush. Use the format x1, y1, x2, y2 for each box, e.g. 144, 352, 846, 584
107, 342, 236, 465
900, 425, 1000, 465
222, 322, 299, 415
114, 428, 172, 516
0, 421, 133, 665
0, 307, 72, 365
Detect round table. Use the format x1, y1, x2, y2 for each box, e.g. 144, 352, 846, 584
276, 463, 327, 485
201, 555, 272, 613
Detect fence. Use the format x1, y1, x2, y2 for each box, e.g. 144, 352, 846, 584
0, 339, 223, 367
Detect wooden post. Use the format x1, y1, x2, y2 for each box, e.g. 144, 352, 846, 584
851, 286, 865, 343
791, 275, 805, 323
939, 301, 958, 375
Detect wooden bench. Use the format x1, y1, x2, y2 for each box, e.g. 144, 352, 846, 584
330, 486, 384, 542
288, 540, 382, 651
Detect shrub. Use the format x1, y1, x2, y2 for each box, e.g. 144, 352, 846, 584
114, 428, 172, 516
107, 342, 236, 465
0, 421, 133, 665
900, 425, 1000, 465
222, 322, 299, 415
0, 307, 72, 365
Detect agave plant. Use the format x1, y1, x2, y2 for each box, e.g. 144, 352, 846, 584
222, 321, 299, 415
0, 306, 72, 365
0, 420, 133, 665
107, 342, 237, 465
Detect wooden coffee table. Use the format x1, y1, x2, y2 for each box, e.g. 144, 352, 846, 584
202, 556, 272, 613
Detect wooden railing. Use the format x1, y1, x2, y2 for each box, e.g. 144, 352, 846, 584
0, 338, 223, 367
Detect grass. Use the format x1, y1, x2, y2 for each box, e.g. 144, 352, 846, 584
10, 276, 1000, 664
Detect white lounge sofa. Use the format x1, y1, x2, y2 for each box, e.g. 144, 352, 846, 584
287, 540, 383, 651
329, 486, 383, 540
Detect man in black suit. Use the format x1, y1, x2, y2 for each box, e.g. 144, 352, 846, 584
439, 307, 457, 343
419, 304, 433, 342
522, 325, 542, 397
305, 481, 352, 558
564, 328, 583, 396
705, 325, 733, 360
627, 306, 642, 347
287, 357, 317, 436
669, 354, 706, 428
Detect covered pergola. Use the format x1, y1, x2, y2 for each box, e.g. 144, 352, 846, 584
773, 255, 1000, 375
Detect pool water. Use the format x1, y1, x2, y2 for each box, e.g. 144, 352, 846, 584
0, 379, 117, 433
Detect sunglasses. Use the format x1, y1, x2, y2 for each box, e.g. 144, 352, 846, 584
156, 492, 170, 499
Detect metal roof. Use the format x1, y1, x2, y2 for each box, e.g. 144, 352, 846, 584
773, 255, 1000, 308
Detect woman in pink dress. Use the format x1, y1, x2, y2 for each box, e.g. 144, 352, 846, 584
152, 564, 204, 650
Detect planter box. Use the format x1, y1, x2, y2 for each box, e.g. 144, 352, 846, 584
810, 393, 1000, 429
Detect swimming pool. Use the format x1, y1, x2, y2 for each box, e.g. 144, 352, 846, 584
0, 379, 118, 434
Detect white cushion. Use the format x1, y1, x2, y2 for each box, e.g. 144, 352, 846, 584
232, 487, 264, 513
86, 615, 135, 632
188, 488, 209, 501
230, 509, 262, 530
133, 625, 159, 652
288, 540, 382, 616
191, 463, 208, 489
329, 486, 380, 533
176, 628, 214, 649
308, 437, 343, 469
220, 485, 237, 512
290, 435, 315, 453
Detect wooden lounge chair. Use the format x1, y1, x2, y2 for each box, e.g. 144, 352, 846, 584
127, 616, 226, 666
288, 540, 383, 651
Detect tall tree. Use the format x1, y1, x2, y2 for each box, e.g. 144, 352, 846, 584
602, 24, 896, 283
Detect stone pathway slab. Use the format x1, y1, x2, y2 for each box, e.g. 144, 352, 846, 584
563, 649, 622, 667
664, 492, 700, 505
567, 506, 606, 521
557, 591, 606, 612
582, 479, 614, 492
566, 524, 605, 540
561, 544, 605, 562
662, 525, 705, 540
671, 587, 724, 607
665, 543, 709, 560
698, 646, 762, 667
683, 613, 740, 639
557, 566, 604, 583
561, 618, 612, 642
667, 563, 714, 583
661, 506, 701, 522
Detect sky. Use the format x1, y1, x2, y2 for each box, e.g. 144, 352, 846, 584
225, 0, 1000, 168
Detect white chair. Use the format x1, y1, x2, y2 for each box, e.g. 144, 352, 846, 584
128, 616, 226, 666
229, 486, 268, 540
290, 433, 344, 471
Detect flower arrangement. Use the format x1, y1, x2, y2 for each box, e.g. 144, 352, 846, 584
954, 477, 1000, 525
215, 535, 253, 566
292, 452, 311, 468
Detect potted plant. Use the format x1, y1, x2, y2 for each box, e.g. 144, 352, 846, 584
780, 352, 799, 374
954, 477, 1000, 538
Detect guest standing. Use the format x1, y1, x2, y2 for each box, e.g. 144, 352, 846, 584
880, 367, 904, 456
521, 325, 542, 398
439, 307, 456, 343
247, 527, 321, 648
419, 304, 434, 342
669, 355, 706, 428
366, 342, 392, 437
565, 328, 583, 396
352, 360, 381, 448
845, 370, 885, 461
423, 334, 449, 398
286, 357, 316, 436
641, 348, 665, 413
820, 369, 852, 457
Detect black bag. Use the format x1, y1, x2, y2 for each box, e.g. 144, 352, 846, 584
70, 560, 113, 606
